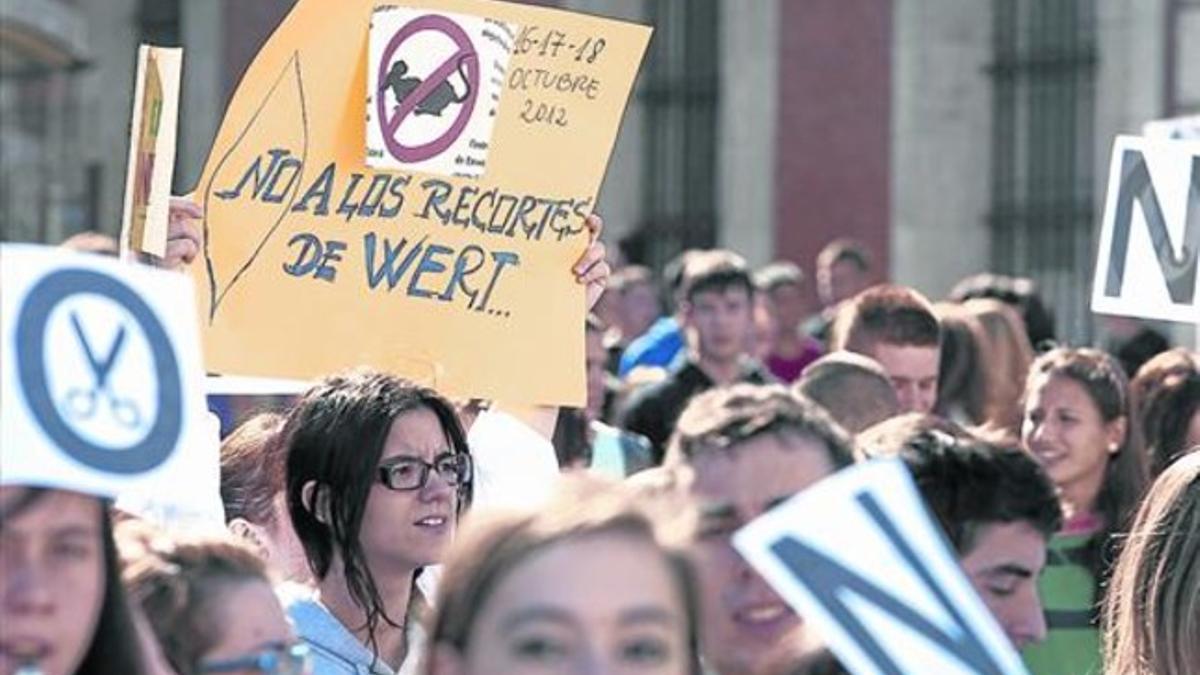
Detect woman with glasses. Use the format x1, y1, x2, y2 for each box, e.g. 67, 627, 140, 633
282, 370, 473, 675
121, 527, 306, 675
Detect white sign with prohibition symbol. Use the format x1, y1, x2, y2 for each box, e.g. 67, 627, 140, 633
1, 244, 212, 508
366, 7, 518, 178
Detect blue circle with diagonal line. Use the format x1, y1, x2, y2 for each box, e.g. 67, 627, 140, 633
15, 268, 182, 474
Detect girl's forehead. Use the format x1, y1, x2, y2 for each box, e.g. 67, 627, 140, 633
1, 488, 101, 531
382, 409, 453, 458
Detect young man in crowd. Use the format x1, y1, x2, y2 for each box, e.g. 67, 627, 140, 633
618, 249, 700, 376
755, 261, 824, 383
898, 430, 1063, 649
619, 250, 773, 461
803, 238, 874, 345
666, 384, 856, 675
601, 265, 663, 373
831, 284, 942, 414
795, 350, 901, 434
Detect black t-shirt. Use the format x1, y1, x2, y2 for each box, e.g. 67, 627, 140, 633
618, 360, 774, 463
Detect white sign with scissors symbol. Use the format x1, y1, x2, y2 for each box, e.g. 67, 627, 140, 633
1, 244, 214, 514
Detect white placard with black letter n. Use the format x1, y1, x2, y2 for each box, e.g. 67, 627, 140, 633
1, 244, 214, 516
733, 459, 1028, 675
1091, 135, 1200, 325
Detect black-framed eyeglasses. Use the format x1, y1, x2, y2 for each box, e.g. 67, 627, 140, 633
200, 642, 309, 675
378, 452, 472, 491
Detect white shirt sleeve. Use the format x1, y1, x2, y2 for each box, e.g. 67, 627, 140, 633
467, 408, 561, 511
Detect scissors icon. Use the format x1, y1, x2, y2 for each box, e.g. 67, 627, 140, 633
62, 312, 142, 430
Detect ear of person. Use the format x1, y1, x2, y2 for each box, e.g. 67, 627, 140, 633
1106, 417, 1128, 455
302, 481, 333, 525
228, 518, 270, 560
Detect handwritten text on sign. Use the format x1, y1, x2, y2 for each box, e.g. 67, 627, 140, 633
192, 0, 651, 404
212, 154, 591, 317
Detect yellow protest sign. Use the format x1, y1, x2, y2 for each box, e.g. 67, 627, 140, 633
191, 0, 651, 404
121, 45, 182, 258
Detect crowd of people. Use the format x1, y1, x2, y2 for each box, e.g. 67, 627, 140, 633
3, 203, 1199, 675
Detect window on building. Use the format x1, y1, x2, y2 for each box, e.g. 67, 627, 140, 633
623, 0, 719, 273
988, 0, 1098, 342
1166, 0, 1200, 117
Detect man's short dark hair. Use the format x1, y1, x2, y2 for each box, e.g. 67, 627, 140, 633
796, 351, 900, 434
817, 238, 871, 273
832, 284, 941, 354
900, 431, 1063, 554
663, 249, 703, 305
682, 250, 755, 304
856, 412, 972, 460
665, 384, 854, 470
949, 273, 1056, 348
754, 261, 804, 294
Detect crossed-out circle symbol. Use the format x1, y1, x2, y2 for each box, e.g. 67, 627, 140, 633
15, 268, 183, 475
376, 14, 480, 163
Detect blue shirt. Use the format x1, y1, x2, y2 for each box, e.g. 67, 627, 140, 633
618, 317, 684, 376
282, 585, 423, 675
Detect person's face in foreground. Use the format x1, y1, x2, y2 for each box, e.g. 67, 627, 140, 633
871, 342, 940, 414
959, 521, 1049, 650
364, 406, 461, 572
198, 578, 301, 675
0, 488, 105, 675
689, 432, 835, 675
438, 532, 691, 674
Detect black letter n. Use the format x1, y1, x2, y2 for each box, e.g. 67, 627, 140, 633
767, 493, 1005, 674
1104, 150, 1200, 305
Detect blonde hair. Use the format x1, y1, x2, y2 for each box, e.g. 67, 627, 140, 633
1103, 453, 1200, 675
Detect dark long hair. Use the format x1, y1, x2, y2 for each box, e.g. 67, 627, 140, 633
1025, 348, 1148, 590
1, 488, 146, 675
283, 369, 472, 655
78, 512, 148, 674
1129, 348, 1200, 478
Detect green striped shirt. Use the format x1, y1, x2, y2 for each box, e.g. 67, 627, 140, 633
1022, 531, 1102, 675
